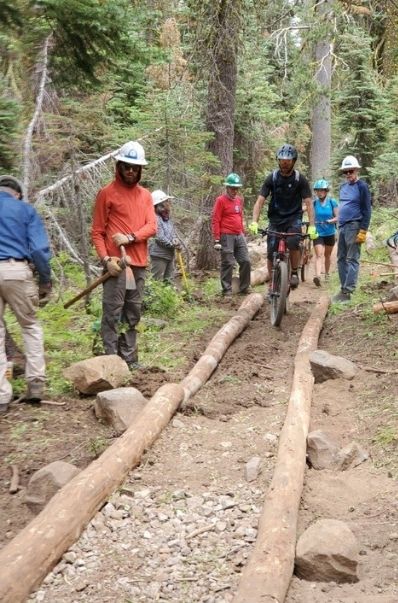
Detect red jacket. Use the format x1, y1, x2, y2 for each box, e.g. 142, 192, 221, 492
211, 194, 245, 240
92, 171, 157, 266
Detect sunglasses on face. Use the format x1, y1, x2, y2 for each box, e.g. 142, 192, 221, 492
343, 169, 355, 175
120, 162, 140, 172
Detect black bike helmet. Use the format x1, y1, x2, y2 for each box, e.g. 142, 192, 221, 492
276, 144, 298, 161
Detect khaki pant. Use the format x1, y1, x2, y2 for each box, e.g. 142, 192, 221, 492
0, 261, 45, 404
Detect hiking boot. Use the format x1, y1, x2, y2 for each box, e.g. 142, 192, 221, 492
290, 272, 299, 289
238, 287, 252, 295
325, 273, 330, 282
332, 290, 351, 303
127, 361, 146, 370
313, 276, 321, 287
221, 290, 233, 297
24, 379, 45, 404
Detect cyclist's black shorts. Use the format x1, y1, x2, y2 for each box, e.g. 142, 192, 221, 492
267, 218, 301, 260
313, 234, 336, 247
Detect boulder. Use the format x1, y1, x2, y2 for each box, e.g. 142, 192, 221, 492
25, 461, 80, 514
295, 519, 359, 583
307, 430, 339, 470
94, 387, 147, 432
309, 350, 357, 383
64, 355, 131, 394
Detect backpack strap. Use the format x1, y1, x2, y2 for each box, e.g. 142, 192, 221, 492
272, 169, 300, 184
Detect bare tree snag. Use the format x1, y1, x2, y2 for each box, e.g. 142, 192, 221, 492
233, 294, 330, 603
0, 295, 263, 603
373, 300, 398, 314
22, 35, 51, 197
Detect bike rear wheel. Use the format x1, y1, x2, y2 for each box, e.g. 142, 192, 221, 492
270, 260, 289, 327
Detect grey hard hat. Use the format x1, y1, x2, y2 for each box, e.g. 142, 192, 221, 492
0, 174, 24, 197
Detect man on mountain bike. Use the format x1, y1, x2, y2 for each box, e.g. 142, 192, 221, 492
249, 144, 317, 290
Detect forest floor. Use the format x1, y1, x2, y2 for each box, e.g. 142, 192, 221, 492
0, 263, 397, 603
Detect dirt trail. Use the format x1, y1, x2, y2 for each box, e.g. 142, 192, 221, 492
2, 273, 398, 603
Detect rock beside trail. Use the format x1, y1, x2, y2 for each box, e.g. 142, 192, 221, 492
310, 350, 357, 383
245, 457, 261, 482
307, 431, 369, 472
25, 461, 80, 514
335, 441, 369, 471
307, 430, 339, 469
295, 519, 359, 583
94, 387, 147, 432
64, 355, 131, 394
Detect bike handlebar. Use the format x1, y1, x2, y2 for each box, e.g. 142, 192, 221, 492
260, 228, 309, 239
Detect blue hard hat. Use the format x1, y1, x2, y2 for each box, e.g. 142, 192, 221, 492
313, 179, 330, 190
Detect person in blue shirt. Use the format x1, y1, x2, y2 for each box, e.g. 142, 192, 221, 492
312, 179, 338, 287
333, 156, 372, 303
0, 175, 52, 413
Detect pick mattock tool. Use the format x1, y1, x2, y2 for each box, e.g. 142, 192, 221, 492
120, 244, 136, 290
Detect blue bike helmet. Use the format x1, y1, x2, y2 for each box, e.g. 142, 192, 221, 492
276, 144, 298, 161
313, 179, 330, 190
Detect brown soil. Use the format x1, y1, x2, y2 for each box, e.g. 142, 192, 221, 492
1, 271, 397, 602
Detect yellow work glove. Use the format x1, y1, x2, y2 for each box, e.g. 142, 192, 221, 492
106, 256, 122, 277
356, 229, 367, 244
248, 222, 259, 236
307, 225, 319, 240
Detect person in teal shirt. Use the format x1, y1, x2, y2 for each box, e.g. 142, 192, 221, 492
312, 179, 338, 286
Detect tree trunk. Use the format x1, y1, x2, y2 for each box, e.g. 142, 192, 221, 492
310, 1, 333, 183
196, 0, 241, 270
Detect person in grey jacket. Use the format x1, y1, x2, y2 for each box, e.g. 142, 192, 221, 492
149, 190, 180, 282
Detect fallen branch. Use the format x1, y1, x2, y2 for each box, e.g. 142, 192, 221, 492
357, 364, 398, 375
373, 300, 398, 314
362, 260, 398, 268
9, 465, 19, 494
233, 295, 330, 603
186, 524, 215, 540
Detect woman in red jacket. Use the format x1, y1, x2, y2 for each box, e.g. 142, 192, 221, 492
211, 173, 251, 296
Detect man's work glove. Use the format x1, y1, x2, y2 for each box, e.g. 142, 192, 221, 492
38, 282, 52, 307
112, 233, 135, 247
248, 222, 259, 236
356, 229, 367, 244
308, 225, 319, 240
172, 238, 182, 250
105, 256, 122, 277
214, 240, 222, 251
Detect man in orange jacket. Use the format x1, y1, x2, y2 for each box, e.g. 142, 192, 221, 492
92, 141, 157, 368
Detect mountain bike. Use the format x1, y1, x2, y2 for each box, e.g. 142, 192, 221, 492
261, 227, 309, 327
298, 221, 311, 282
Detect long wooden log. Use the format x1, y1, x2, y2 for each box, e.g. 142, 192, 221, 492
232, 266, 269, 293
373, 300, 398, 314
0, 294, 264, 603
233, 294, 330, 603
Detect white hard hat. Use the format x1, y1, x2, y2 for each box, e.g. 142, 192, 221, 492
114, 141, 147, 165
340, 155, 361, 170
152, 189, 174, 206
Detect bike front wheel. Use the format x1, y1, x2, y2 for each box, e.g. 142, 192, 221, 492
270, 260, 289, 327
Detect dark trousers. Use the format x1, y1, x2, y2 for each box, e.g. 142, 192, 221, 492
220, 234, 251, 293
101, 267, 146, 364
